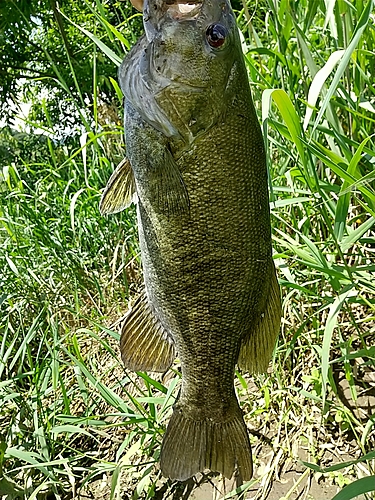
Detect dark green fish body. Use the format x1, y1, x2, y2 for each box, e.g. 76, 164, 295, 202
100, 0, 281, 482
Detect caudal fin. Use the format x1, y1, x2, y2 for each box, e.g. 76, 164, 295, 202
160, 402, 252, 482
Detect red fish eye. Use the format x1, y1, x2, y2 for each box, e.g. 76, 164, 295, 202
206, 24, 227, 48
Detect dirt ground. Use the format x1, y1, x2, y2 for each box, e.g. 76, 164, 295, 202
79, 442, 364, 500
77, 336, 374, 500
79, 467, 353, 500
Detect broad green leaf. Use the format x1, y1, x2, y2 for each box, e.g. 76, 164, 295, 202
340, 168, 375, 198
96, 16, 130, 50
323, 0, 338, 38
70, 188, 86, 234
5, 255, 19, 276
8, 309, 46, 372
5, 448, 54, 479
137, 372, 168, 394
262, 89, 307, 172
304, 50, 344, 130
361, 417, 375, 448
136, 397, 166, 405
28, 482, 52, 500
332, 476, 375, 500
109, 77, 123, 102
332, 346, 375, 363
160, 375, 179, 418
60, 10, 123, 66
294, 24, 318, 78
302, 450, 375, 473
63, 348, 132, 413
50, 425, 94, 438
271, 197, 312, 208
308, 141, 375, 203
110, 463, 122, 500
340, 216, 375, 252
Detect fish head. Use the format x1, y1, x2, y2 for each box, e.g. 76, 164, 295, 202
144, 0, 238, 87
121, 0, 243, 141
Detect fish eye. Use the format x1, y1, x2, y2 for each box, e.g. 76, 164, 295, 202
206, 24, 228, 49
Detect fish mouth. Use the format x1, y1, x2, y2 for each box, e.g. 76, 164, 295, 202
164, 0, 202, 20
144, 0, 204, 24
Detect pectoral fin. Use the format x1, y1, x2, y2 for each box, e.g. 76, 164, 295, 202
148, 145, 190, 215
238, 265, 281, 373
124, 102, 190, 217
99, 158, 136, 215
120, 292, 176, 373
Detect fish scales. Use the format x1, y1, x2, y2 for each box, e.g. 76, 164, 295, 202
100, 0, 281, 482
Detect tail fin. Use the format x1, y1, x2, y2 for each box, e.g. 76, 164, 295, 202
160, 402, 252, 482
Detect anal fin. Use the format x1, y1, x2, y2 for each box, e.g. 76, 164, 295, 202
120, 292, 176, 373
238, 264, 281, 373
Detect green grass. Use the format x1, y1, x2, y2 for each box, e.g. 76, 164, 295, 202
1, 0, 375, 499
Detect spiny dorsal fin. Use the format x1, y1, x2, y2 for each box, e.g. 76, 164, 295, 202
238, 264, 281, 373
120, 292, 176, 373
99, 157, 136, 215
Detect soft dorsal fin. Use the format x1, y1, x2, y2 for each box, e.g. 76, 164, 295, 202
120, 291, 176, 373
99, 157, 136, 215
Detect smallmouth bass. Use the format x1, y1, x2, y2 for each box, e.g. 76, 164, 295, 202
100, 0, 281, 482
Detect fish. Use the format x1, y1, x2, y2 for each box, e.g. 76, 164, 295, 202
100, 0, 281, 482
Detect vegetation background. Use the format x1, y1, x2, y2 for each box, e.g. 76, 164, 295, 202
0, 0, 374, 499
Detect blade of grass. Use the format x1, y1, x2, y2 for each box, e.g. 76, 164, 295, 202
321, 287, 357, 413
312, 0, 374, 134
334, 134, 375, 240
331, 476, 375, 500
59, 9, 122, 66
